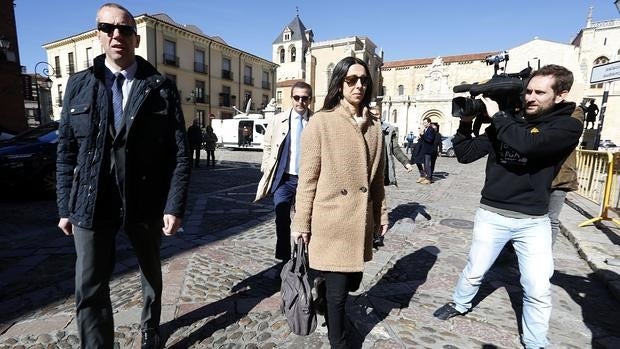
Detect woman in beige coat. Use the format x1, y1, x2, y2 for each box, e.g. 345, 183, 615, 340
291, 57, 388, 348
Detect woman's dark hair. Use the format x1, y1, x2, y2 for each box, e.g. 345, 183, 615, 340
322, 57, 373, 112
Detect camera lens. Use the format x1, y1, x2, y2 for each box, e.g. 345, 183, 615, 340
452, 97, 486, 117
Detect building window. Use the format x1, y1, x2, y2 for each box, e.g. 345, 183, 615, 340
284, 32, 290, 41
276, 90, 282, 104
279, 48, 285, 63
194, 49, 206, 73
290, 46, 296, 62
54, 56, 61, 77
57, 84, 63, 107
196, 109, 205, 127
244, 91, 252, 110
195, 80, 205, 103
220, 86, 231, 107
85, 47, 93, 68
398, 85, 404, 96
416, 84, 424, 91
262, 70, 270, 89
222, 57, 233, 80
244, 65, 253, 85
67, 52, 75, 75
392, 110, 397, 123
262, 94, 269, 108
163, 39, 178, 66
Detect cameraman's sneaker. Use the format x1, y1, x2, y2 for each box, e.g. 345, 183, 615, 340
433, 302, 464, 320
416, 177, 425, 183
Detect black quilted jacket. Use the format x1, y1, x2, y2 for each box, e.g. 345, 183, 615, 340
56, 54, 190, 229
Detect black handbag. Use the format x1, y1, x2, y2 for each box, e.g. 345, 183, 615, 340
280, 238, 317, 336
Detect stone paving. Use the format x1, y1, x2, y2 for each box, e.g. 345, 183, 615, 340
0, 149, 619, 348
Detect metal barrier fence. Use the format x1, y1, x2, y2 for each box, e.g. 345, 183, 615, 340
575, 150, 620, 226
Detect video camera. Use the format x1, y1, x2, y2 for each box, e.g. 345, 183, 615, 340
451, 51, 532, 119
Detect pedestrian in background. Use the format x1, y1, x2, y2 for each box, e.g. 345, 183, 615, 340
187, 119, 203, 168
585, 99, 598, 130
55, 3, 190, 348
430, 122, 442, 174
291, 57, 388, 348
203, 125, 218, 167
405, 131, 415, 154
254, 81, 313, 262
549, 104, 584, 246
411, 117, 436, 184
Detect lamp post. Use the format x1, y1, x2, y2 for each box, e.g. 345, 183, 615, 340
34, 61, 55, 124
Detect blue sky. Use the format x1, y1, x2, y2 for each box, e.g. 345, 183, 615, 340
14, 0, 620, 73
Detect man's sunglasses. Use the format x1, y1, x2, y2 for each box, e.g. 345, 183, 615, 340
292, 95, 310, 102
97, 22, 136, 36
344, 75, 370, 87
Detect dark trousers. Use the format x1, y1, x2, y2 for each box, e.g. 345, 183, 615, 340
206, 150, 215, 166
323, 271, 363, 349
423, 153, 433, 180
191, 145, 201, 167
73, 219, 163, 348
431, 153, 438, 174
272, 174, 298, 261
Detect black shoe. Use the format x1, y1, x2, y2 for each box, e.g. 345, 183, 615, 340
141, 329, 161, 349
433, 302, 464, 320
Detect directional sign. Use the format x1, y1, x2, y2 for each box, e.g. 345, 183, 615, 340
590, 60, 620, 84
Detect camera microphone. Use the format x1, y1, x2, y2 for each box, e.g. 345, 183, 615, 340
453, 84, 473, 93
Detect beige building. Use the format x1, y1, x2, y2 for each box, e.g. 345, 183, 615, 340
42, 13, 277, 128
381, 13, 620, 145
273, 15, 383, 113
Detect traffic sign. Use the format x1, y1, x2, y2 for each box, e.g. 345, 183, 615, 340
590, 60, 620, 84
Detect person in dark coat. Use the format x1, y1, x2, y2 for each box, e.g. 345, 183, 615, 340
430, 123, 442, 174
187, 120, 203, 168
585, 99, 598, 129
55, 3, 190, 348
411, 117, 436, 184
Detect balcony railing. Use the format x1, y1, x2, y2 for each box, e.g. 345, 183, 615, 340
66, 64, 76, 75
54, 67, 62, 78
262, 81, 271, 90
222, 70, 233, 80
244, 77, 254, 86
194, 63, 208, 74
163, 54, 180, 67
219, 93, 230, 107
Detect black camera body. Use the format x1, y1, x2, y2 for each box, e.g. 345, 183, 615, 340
451, 52, 532, 119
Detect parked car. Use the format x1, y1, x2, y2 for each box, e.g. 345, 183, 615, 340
441, 136, 455, 157
0, 122, 58, 195
598, 139, 618, 151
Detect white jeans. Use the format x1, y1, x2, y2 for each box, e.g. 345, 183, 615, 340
452, 207, 554, 349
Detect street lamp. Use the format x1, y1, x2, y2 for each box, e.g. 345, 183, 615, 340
34, 61, 55, 123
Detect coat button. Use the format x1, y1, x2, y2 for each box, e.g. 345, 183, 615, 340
360, 187, 367, 193
341, 189, 348, 195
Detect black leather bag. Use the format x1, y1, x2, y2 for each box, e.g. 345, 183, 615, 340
280, 238, 317, 336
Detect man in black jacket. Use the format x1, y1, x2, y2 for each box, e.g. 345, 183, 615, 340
56, 3, 190, 348
433, 65, 582, 349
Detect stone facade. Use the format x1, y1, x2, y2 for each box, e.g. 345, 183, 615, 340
42, 13, 277, 128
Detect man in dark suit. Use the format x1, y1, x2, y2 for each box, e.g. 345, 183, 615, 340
55, 3, 190, 348
254, 81, 313, 261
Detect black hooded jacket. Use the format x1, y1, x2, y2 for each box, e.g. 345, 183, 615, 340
453, 102, 582, 215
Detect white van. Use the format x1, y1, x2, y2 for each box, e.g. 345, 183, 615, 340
211, 113, 270, 150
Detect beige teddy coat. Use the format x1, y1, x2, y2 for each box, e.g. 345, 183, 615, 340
291, 104, 388, 272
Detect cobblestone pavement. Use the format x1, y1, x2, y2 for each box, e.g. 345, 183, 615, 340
0, 149, 618, 348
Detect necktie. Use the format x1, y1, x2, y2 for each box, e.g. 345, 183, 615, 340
295, 116, 304, 173
112, 73, 125, 133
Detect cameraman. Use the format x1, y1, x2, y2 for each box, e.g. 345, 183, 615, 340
433, 65, 582, 349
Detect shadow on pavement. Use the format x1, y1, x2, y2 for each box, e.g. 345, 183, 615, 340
349, 246, 439, 347
162, 263, 282, 348
387, 202, 430, 230
0, 162, 271, 327
551, 270, 620, 348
